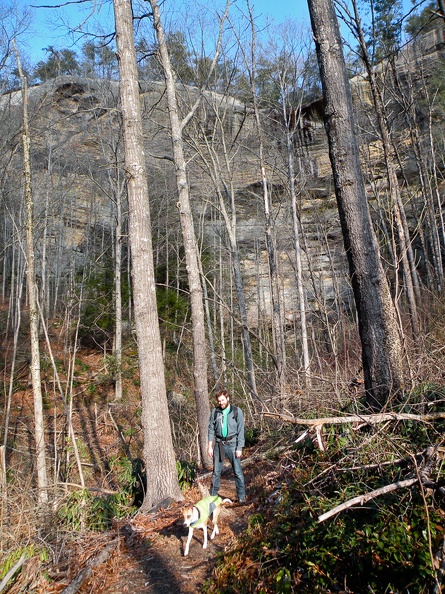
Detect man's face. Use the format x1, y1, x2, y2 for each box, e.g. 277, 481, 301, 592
217, 393, 230, 409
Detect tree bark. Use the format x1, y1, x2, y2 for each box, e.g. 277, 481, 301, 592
306, 0, 404, 409
113, 0, 183, 509
15, 45, 49, 504
148, 0, 213, 468
349, 0, 420, 341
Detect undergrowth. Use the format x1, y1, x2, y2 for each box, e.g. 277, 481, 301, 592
204, 394, 445, 593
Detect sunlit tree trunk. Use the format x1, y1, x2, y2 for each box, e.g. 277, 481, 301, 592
113, 0, 182, 509
15, 45, 49, 504
113, 183, 123, 401
148, 0, 229, 468
307, 0, 404, 409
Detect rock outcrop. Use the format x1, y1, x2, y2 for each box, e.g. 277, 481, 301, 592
1, 22, 443, 324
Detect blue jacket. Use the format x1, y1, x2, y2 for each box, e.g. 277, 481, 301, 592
208, 404, 245, 450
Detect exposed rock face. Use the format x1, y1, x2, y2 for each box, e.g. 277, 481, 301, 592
1, 23, 443, 324
1, 74, 341, 324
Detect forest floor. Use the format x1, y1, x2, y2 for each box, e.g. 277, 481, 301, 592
40, 470, 260, 594
2, 347, 279, 594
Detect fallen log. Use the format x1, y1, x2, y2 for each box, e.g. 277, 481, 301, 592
264, 411, 445, 426
61, 539, 118, 594
318, 445, 442, 523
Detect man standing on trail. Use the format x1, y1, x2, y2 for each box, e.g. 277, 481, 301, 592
207, 389, 246, 503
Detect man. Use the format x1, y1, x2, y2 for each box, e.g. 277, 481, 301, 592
207, 389, 246, 503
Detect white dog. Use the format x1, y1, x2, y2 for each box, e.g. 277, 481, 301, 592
182, 495, 232, 556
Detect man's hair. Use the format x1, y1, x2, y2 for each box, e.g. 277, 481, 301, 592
215, 389, 229, 399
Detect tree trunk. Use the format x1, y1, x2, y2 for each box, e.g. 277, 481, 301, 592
16, 46, 49, 504
113, 0, 182, 509
349, 0, 420, 341
148, 0, 217, 469
306, 0, 404, 409
187, 89, 259, 401
113, 175, 123, 401
247, 3, 287, 402
285, 119, 311, 386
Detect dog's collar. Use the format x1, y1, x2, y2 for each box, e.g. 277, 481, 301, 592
190, 508, 201, 527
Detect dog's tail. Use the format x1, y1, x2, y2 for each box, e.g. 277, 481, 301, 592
221, 498, 233, 505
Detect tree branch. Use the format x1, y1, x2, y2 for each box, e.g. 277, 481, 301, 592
264, 411, 445, 426
0, 555, 26, 594
318, 478, 419, 523
61, 540, 118, 594
317, 445, 443, 523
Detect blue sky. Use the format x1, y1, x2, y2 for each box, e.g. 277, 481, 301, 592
19, 0, 309, 65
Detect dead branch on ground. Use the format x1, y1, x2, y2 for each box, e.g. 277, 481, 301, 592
318, 477, 419, 523
318, 445, 443, 523
0, 554, 26, 594
264, 411, 445, 426
61, 539, 118, 594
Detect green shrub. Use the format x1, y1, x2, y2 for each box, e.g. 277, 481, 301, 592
58, 456, 139, 531
176, 459, 197, 490
245, 427, 260, 447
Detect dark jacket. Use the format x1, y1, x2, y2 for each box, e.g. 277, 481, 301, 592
208, 404, 245, 450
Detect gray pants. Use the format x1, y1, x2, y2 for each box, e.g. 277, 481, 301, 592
209, 440, 245, 500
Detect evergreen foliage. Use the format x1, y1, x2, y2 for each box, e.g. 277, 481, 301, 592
34, 47, 80, 81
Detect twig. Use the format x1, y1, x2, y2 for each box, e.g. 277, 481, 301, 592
57, 482, 118, 495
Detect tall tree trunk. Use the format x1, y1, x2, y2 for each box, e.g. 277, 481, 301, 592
285, 119, 311, 386
187, 84, 260, 400
349, 0, 420, 341
113, 0, 182, 509
113, 185, 123, 401
307, 0, 404, 409
246, 3, 287, 402
148, 0, 230, 468
16, 46, 49, 504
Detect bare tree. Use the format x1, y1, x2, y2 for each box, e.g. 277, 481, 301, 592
113, 0, 182, 509
15, 44, 49, 503
306, 0, 404, 408
147, 0, 230, 467
233, 2, 288, 403
261, 22, 312, 386
185, 85, 260, 401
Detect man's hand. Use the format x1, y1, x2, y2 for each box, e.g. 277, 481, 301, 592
235, 449, 242, 458
207, 443, 214, 458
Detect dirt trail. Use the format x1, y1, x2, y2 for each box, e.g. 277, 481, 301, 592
53, 473, 256, 594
